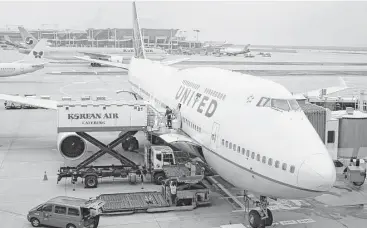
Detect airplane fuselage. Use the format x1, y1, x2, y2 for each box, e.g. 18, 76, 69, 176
128, 57, 336, 200
0, 63, 44, 77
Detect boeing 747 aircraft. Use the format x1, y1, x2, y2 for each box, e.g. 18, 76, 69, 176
0, 3, 335, 228
0, 39, 48, 77
219, 44, 251, 56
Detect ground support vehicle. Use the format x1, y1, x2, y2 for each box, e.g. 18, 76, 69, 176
4, 94, 50, 109
96, 177, 210, 215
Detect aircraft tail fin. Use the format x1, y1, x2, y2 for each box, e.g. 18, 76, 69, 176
22, 39, 47, 62
18, 26, 38, 48
132, 2, 146, 59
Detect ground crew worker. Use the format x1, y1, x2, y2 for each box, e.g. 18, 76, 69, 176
170, 181, 177, 205
190, 162, 197, 176
165, 106, 173, 129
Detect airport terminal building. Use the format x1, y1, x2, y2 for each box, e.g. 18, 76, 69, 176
0, 27, 202, 50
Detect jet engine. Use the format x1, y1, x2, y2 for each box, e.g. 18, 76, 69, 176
57, 133, 87, 160
109, 56, 126, 63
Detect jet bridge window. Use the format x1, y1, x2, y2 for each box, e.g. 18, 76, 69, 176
271, 99, 290, 111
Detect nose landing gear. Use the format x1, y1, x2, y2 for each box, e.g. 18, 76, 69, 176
244, 191, 273, 228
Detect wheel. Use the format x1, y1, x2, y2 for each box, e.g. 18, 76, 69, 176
30, 218, 40, 227
264, 209, 273, 226
153, 172, 165, 185
66, 224, 76, 228
248, 210, 265, 228
85, 175, 98, 188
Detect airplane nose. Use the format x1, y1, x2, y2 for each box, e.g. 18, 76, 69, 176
297, 153, 336, 192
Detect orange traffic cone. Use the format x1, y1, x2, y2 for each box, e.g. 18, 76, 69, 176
43, 171, 48, 181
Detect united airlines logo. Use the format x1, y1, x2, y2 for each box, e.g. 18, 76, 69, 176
175, 82, 218, 118
33, 51, 44, 59
25, 37, 34, 45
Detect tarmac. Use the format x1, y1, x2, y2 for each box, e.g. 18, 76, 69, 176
1, 49, 367, 227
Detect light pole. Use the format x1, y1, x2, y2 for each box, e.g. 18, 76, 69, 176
193, 29, 200, 42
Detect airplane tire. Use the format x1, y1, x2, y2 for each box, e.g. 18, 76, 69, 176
264, 209, 273, 226
248, 210, 265, 228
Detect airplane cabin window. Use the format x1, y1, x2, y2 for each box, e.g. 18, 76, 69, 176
237, 146, 240, 153
289, 100, 300, 110
246, 150, 250, 157
271, 99, 290, 111
290, 165, 295, 173
226, 141, 228, 147
222, 139, 225, 145
229, 142, 232, 149
242, 148, 245, 155
268, 158, 273, 166
251, 152, 255, 159
282, 163, 287, 171
233, 144, 236, 151
262, 156, 266, 164
275, 160, 280, 168
256, 154, 260, 161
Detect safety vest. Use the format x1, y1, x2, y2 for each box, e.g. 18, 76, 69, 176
170, 185, 177, 194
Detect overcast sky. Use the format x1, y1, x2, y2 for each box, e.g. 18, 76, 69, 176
1, 0, 367, 46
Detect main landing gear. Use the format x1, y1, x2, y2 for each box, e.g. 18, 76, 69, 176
91, 63, 102, 67
244, 191, 273, 228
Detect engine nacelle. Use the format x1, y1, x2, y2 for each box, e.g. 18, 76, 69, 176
57, 133, 87, 160
109, 55, 127, 63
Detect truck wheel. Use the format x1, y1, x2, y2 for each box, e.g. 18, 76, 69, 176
31, 218, 40, 227
66, 224, 76, 228
153, 172, 165, 185
85, 175, 98, 188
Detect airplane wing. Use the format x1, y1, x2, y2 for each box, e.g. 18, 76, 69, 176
160, 58, 190, 66
0, 94, 58, 110
74, 56, 129, 70
78, 52, 111, 60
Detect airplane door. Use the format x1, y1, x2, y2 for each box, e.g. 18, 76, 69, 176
210, 122, 220, 149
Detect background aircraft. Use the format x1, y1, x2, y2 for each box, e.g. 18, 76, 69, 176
0, 39, 48, 77
218, 44, 251, 56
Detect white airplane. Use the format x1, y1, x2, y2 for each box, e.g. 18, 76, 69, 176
0, 3, 336, 228
0, 39, 48, 77
219, 44, 251, 56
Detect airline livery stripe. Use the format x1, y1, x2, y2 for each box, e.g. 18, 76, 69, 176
180, 130, 325, 194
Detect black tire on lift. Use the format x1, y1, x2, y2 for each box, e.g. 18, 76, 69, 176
85, 175, 98, 188
153, 172, 165, 185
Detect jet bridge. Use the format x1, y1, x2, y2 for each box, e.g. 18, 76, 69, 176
56, 96, 152, 188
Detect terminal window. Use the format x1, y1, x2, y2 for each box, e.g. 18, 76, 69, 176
327, 131, 335, 143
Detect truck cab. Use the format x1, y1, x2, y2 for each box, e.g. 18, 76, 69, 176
27, 196, 104, 228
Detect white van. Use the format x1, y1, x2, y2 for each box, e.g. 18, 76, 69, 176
27, 196, 104, 228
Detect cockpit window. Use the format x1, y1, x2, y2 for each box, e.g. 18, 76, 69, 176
271, 99, 290, 111
288, 100, 301, 111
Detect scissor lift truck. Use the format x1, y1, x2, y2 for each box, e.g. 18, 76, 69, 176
56, 96, 150, 188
